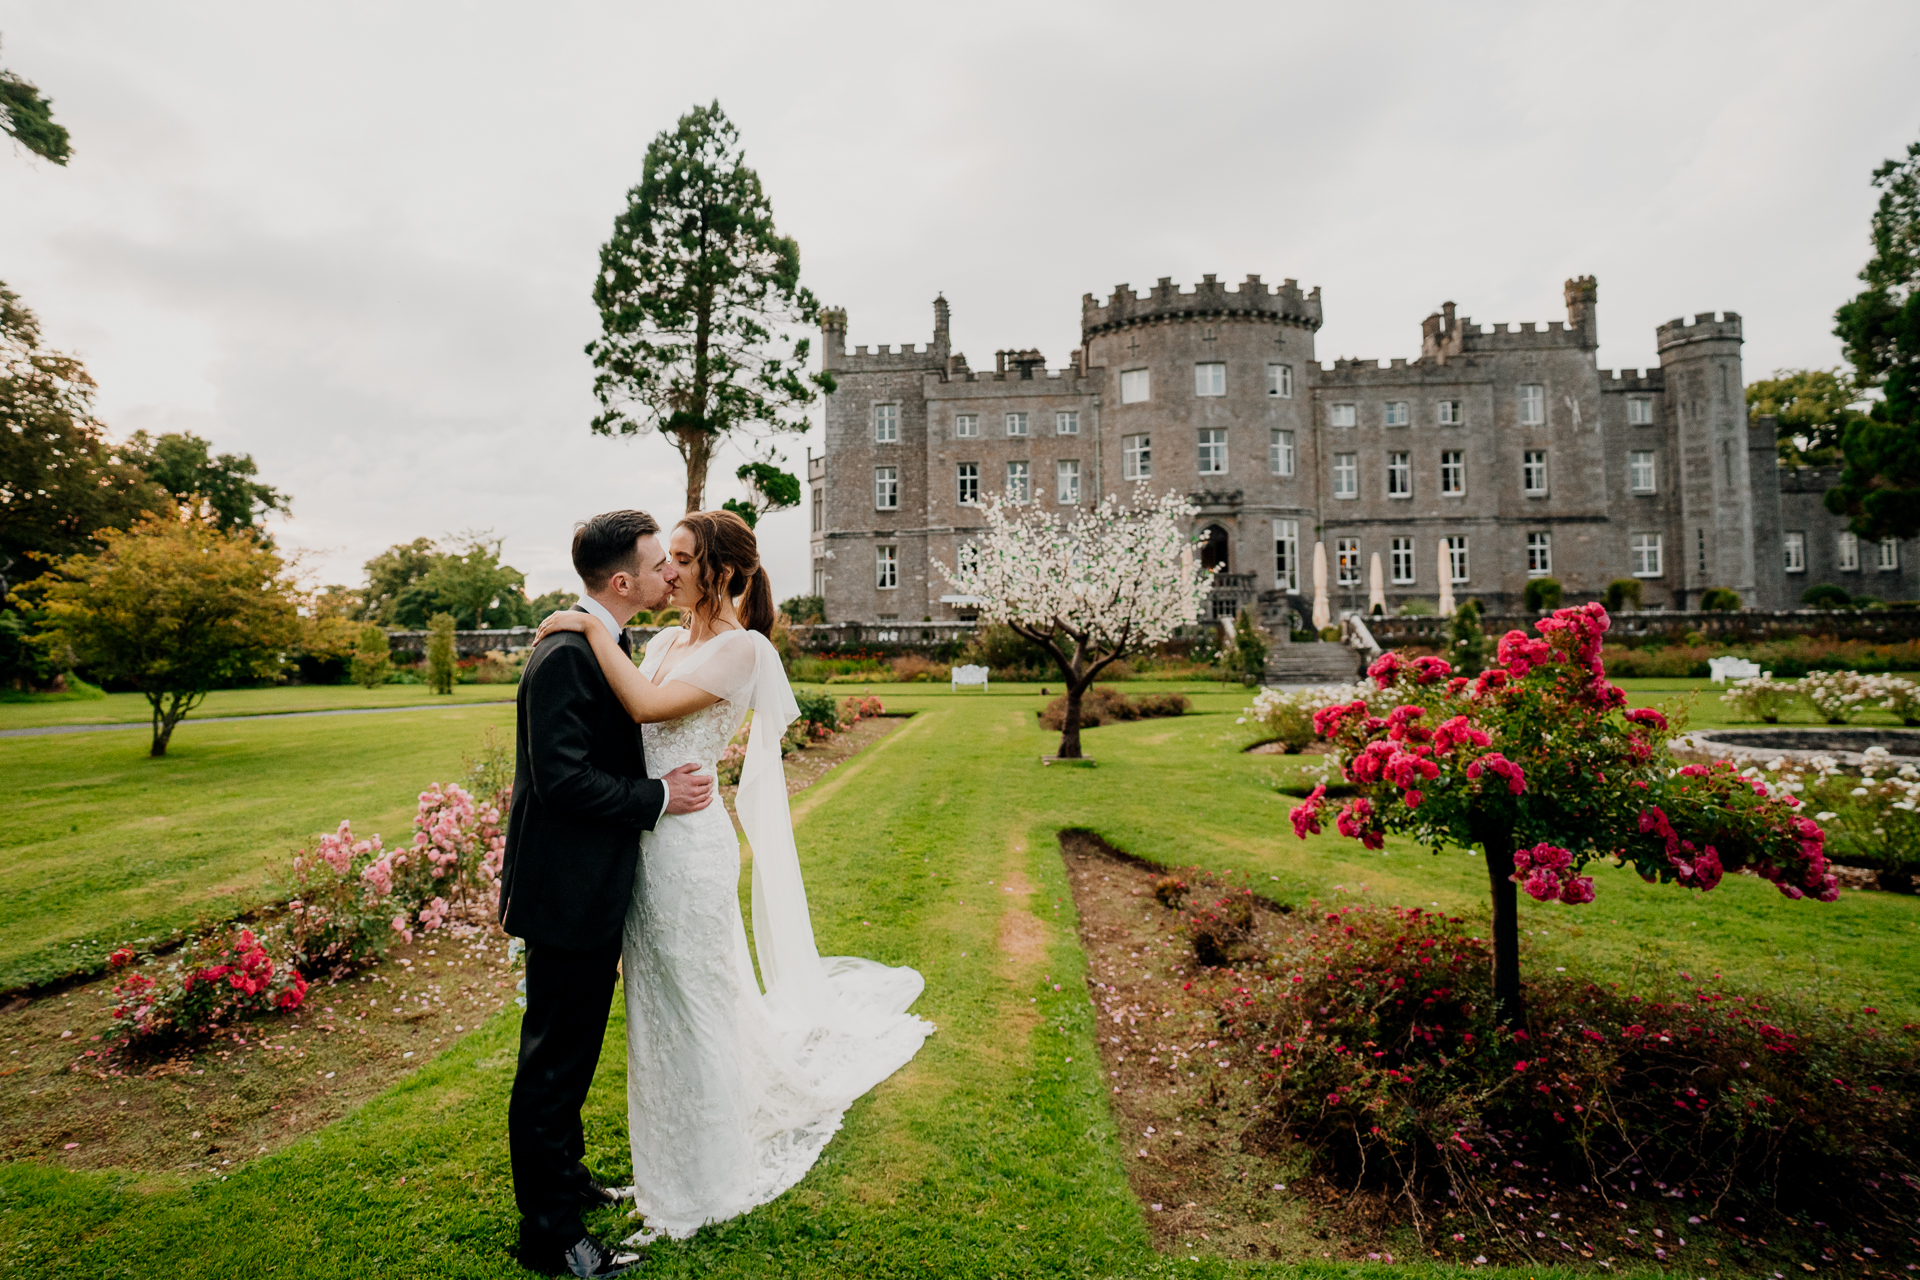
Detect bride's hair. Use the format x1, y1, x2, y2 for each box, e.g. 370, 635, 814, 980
676, 509, 775, 636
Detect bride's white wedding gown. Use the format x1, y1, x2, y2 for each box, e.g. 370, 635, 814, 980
621, 627, 933, 1241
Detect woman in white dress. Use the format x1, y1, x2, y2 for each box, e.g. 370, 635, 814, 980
533, 509, 933, 1243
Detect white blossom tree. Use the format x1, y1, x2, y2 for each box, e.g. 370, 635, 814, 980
934, 486, 1212, 759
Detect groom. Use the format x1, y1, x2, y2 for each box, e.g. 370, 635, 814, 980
501, 508, 712, 1278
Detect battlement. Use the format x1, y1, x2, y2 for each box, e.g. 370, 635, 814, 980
1600, 368, 1665, 391
1656, 311, 1743, 353
820, 297, 952, 373
1311, 357, 1491, 387
1780, 465, 1841, 494
1080, 273, 1322, 339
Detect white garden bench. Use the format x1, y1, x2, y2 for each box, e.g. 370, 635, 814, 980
951, 663, 989, 692
1708, 656, 1762, 684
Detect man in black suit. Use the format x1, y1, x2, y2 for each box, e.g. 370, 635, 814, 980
502, 509, 712, 1278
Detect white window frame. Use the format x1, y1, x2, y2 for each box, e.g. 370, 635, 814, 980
1336, 537, 1361, 587
1332, 452, 1358, 499
1122, 433, 1151, 480
1627, 398, 1653, 426
1194, 362, 1226, 397
1054, 410, 1079, 436
1386, 450, 1411, 498
1519, 384, 1545, 426
874, 465, 898, 510
1120, 368, 1150, 404
1269, 428, 1295, 477
1266, 363, 1294, 398
1783, 531, 1806, 573
1437, 400, 1463, 426
1837, 531, 1859, 572
1523, 449, 1548, 497
1274, 519, 1300, 592
874, 403, 899, 443
1629, 450, 1656, 494
875, 545, 898, 590
956, 461, 979, 506
1005, 460, 1030, 504
1330, 402, 1356, 428
1004, 412, 1028, 438
1384, 401, 1409, 427
1879, 537, 1900, 572
1389, 536, 1414, 585
953, 413, 978, 438
1055, 459, 1080, 504
1446, 535, 1470, 585
1440, 449, 1465, 496
1527, 532, 1552, 578
1198, 428, 1228, 475
1631, 532, 1663, 578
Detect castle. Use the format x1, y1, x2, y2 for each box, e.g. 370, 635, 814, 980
807, 276, 1917, 628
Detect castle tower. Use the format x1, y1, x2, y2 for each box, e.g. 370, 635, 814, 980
819, 306, 847, 369
1657, 312, 1756, 607
1564, 276, 1597, 348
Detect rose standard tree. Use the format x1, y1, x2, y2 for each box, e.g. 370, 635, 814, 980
1289, 603, 1836, 1019
934, 486, 1212, 759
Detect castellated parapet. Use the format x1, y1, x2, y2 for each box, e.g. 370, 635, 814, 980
1656, 312, 1743, 353
1080, 273, 1322, 339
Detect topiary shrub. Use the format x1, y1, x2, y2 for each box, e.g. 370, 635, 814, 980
1603, 578, 1643, 612
426, 613, 457, 695
1803, 583, 1851, 609
1523, 576, 1563, 612
1700, 587, 1742, 612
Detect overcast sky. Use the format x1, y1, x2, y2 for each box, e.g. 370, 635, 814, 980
3, 1, 1916, 600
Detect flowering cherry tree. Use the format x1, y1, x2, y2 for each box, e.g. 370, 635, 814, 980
934, 486, 1212, 759
1289, 602, 1835, 1019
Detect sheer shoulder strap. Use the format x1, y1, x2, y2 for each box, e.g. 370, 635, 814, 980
638, 626, 680, 678
660, 627, 765, 705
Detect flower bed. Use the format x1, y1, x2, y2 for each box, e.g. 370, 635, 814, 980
1722, 670, 1920, 725
1037, 687, 1189, 731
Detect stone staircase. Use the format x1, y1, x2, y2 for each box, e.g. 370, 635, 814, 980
1263, 640, 1363, 684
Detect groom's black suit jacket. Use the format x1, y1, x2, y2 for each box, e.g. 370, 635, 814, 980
500, 611, 665, 950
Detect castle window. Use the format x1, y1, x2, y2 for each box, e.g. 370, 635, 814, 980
1005, 412, 1028, 437
1198, 428, 1228, 475
1267, 363, 1294, 398
1005, 461, 1031, 504
1332, 453, 1358, 499
1274, 519, 1299, 592
1783, 531, 1806, 573
1629, 450, 1656, 494
1123, 434, 1151, 480
1519, 384, 1545, 426
874, 466, 898, 511
1120, 368, 1150, 404
1837, 531, 1859, 572
956, 462, 979, 506
1386, 451, 1411, 498
1437, 400, 1463, 426
1270, 429, 1295, 477
1440, 450, 1465, 496
1055, 410, 1079, 436
1631, 532, 1663, 578
875, 404, 898, 443
1527, 532, 1552, 578
1330, 403, 1356, 428
1056, 459, 1081, 504
1627, 398, 1653, 426
954, 414, 978, 438
1390, 536, 1414, 585
1446, 536, 1470, 584
1195, 362, 1226, 397
811, 488, 823, 531
1336, 538, 1361, 587
1697, 528, 1707, 574
1878, 537, 1900, 572
876, 545, 898, 590
1384, 401, 1409, 427
813, 567, 825, 597
1522, 449, 1548, 497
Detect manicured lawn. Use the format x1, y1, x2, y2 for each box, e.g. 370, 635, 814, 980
1, 682, 1913, 1276
0, 683, 516, 732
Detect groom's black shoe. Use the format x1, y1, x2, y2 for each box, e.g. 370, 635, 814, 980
517, 1233, 642, 1278
578, 1180, 626, 1209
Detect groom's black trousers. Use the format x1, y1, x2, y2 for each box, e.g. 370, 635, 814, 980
508, 939, 622, 1248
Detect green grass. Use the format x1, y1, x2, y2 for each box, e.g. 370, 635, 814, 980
0, 683, 517, 732
0, 682, 1913, 1276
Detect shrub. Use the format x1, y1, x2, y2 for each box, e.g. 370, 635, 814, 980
1445, 602, 1489, 676
1603, 577, 1643, 612
780, 594, 825, 624
962, 623, 1055, 680
1149, 875, 1188, 909
426, 613, 456, 694
282, 821, 406, 977
1240, 686, 1322, 752
468, 649, 523, 684
349, 625, 391, 689
890, 653, 949, 682
1719, 674, 1802, 722
1700, 586, 1742, 611
1397, 597, 1436, 616
1775, 747, 1920, 887
1231, 609, 1269, 683
108, 925, 308, 1049
1803, 583, 1852, 609
1038, 686, 1188, 730
839, 694, 884, 723
1801, 669, 1875, 723
793, 688, 841, 735
1522, 576, 1563, 612
717, 735, 748, 786
1185, 886, 1256, 968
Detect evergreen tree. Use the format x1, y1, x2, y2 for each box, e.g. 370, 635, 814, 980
0, 39, 70, 165
426, 614, 456, 696
587, 102, 831, 512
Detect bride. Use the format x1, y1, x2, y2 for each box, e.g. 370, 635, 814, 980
533, 509, 933, 1243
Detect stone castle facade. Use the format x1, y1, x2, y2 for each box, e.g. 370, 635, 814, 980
807, 276, 1917, 628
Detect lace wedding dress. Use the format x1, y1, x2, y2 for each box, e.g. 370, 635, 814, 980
621, 627, 934, 1242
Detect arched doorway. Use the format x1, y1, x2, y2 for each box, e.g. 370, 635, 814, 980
1199, 524, 1230, 575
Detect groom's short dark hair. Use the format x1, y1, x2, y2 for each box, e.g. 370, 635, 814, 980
572, 509, 660, 590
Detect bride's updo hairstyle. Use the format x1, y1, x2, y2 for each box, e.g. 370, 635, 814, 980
677, 509, 775, 636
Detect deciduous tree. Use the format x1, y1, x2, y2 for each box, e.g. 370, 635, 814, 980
0, 39, 70, 165
124, 430, 289, 536
587, 101, 831, 512
1746, 367, 1865, 466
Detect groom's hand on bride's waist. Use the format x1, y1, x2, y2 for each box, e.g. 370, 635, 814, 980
662, 763, 715, 815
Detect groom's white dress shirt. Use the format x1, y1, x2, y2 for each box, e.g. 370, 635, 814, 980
575, 595, 668, 827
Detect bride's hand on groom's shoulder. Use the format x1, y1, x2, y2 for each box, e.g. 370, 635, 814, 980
535, 610, 590, 645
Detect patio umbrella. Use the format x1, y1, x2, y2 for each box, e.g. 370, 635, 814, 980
1368, 552, 1385, 616
1437, 539, 1455, 616
1311, 541, 1330, 630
